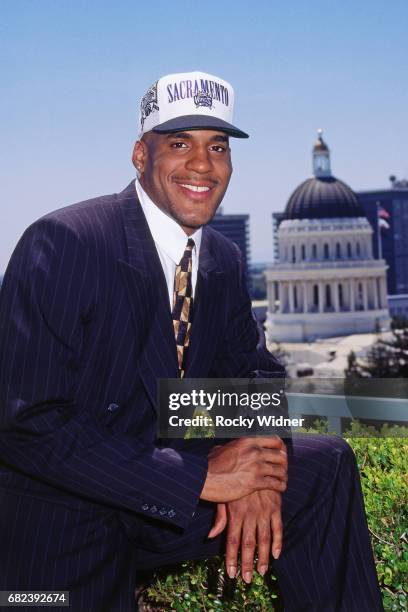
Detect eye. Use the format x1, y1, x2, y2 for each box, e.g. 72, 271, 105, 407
210, 145, 227, 153
171, 141, 188, 149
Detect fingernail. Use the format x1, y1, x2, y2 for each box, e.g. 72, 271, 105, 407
243, 571, 252, 583
259, 565, 268, 576
227, 566, 236, 579
273, 548, 281, 560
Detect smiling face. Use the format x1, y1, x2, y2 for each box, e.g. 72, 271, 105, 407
132, 130, 233, 234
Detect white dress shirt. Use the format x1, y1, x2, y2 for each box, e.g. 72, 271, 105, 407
135, 179, 202, 309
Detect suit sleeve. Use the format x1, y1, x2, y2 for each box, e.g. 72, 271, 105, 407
211, 243, 286, 381
0, 218, 207, 530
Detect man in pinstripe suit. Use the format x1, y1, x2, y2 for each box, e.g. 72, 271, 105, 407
0, 71, 383, 611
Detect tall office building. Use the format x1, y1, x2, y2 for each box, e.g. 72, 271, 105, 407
209, 208, 250, 277
357, 177, 408, 295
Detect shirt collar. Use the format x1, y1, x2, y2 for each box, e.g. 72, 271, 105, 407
135, 179, 202, 264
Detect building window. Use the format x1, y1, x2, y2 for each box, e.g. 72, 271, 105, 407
292, 245, 296, 263
347, 242, 352, 258
325, 284, 332, 309
324, 243, 330, 259
313, 284, 319, 307
312, 244, 317, 259
339, 284, 343, 308
294, 286, 298, 310
301, 244, 306, 260
356, 242, 361, 257
336, 243, 341, 259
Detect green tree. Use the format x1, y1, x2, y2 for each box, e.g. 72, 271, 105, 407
345, 327, 408, 378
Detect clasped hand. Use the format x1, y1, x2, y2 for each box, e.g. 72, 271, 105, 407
200, 436, 287, 582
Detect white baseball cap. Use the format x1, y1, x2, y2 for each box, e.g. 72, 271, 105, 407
138, 71, 249, 139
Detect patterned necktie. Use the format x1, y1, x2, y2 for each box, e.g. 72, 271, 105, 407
172, 238, 195, 378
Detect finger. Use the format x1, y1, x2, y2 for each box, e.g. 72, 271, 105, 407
257, 476, 287, 493
241, 517, 257, 584
259, 464, 288, 482
225, 512, 243, 579
271, 508, 283, 560
252, 435, 285, 450
260, 448, 288, 466
256, 519, 271, 576
208, 504, 227, 538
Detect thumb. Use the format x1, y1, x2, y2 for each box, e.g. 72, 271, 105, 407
208, 503, 227, 538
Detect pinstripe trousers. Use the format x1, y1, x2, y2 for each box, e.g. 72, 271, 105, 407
120, 435, 384, 611
0, 438, 383, 612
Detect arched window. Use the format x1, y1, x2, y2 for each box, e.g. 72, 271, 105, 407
312, 244, 317, 259
301, 244, 306, 260
291, 245, 296, 263
347, 242, 352, 258
336, 242, 341, 259
324, 243, 330, 259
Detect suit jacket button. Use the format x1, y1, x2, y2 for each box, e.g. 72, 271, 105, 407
168, 509, 176, 518
159, 508, 167, 516
141, 503, 149, 511
150, 505, 158, 514
107, 403, 119, 412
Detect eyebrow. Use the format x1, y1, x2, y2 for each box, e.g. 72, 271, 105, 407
166, 132, 229, 143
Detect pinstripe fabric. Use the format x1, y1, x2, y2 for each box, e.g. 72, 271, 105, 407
0, 182, 285, 610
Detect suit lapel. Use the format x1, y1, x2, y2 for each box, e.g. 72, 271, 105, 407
117, 183, 178, 412
185, 227, 226, 377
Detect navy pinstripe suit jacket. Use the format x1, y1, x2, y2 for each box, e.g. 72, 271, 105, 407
0, 181, 284, 601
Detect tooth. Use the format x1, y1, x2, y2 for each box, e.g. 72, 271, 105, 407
181, 184, 210, 192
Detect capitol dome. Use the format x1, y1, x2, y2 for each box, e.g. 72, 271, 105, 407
284, 129, 364, 220
265, 130, 390, 343
285, 176, 364, 220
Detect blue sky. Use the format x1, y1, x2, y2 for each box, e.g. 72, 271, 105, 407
1, 0, 407, 269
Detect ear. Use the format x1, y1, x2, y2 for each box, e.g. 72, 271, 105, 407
132, 140, 147, 174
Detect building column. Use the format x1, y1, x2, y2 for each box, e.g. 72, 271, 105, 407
268, 281, 276, 313
349, 279, 355, 312
362, 279, 368, 310
288, 282, 295, 313
372, 278, 379, 310
318, 281, 324, 313
280, 283, 285, 313
302, 281, 308, 313
380, 276, 388, 309
332, 281, 340, 312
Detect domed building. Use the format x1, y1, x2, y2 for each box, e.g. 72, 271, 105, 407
265, 131, 390, 342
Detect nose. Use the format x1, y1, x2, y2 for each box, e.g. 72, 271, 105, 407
185, 144, 212, 174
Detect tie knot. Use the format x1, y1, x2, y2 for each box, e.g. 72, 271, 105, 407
186, 238, 195, 251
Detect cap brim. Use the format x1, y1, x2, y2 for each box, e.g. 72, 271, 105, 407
152, 115, 249, 139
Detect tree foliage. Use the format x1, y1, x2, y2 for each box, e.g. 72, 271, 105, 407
345, 327, 408, 378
